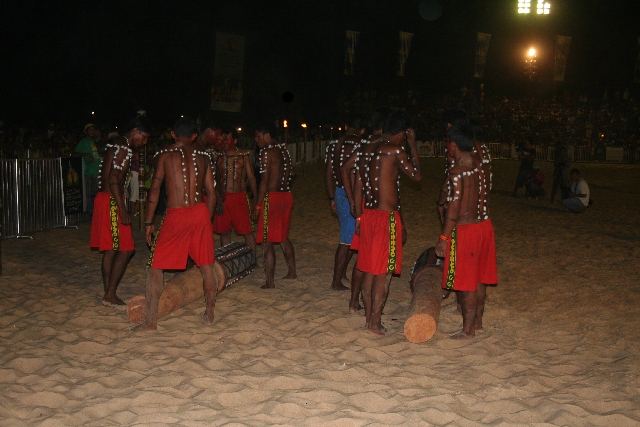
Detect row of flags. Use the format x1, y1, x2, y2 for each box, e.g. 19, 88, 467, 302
209, 30, 639, 113
345, 30, 415, 77
346, 30, 575, 83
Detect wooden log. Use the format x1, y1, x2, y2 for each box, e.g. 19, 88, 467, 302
127, 264, 225, 323
404, 247, 444, 343
127, 242, 255, 323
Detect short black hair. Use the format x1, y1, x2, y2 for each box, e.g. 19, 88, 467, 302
345, 116, 365, 131
570, 168, 580, 175
224, 126, 239, 140
199, 116, 219, 134
469, 118, 483, 140
173, 116, 198, 137
254, 120, 276, 138
383, 111, 410, 135
126, 115, 152, 134
443, 108, 469, 127
371, 108, 390, 131
447, 124, 475, 152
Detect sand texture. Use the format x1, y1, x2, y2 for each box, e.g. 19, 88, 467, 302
1, 158, 639, 426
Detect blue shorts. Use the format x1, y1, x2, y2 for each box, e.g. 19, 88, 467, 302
335, 187, 356, 244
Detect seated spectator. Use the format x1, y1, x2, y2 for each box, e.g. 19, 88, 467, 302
562, 169, 590, 213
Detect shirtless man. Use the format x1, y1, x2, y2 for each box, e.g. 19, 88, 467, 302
340, 108, 388, 312
251, 120, 296, 289
213, 127, 257, 254
90, 115, 151, 307
354, 112, 422, 335
437, 108, 469, 224
135, 117, 218, 330
325, 117, 365, 291
435, 124, 497, 339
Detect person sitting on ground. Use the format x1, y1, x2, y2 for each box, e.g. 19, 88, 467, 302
561, 168, 590, 213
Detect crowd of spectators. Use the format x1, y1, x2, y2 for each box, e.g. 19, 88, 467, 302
1, 88, 638, 161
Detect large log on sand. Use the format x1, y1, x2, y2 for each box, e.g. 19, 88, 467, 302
404, 247, 444, 343
127, 242, 255, 323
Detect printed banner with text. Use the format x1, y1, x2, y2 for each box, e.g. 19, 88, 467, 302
210, 32, 245, 113
474, 33, 491, 78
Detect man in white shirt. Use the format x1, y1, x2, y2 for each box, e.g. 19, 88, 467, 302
562, 168, 590, 213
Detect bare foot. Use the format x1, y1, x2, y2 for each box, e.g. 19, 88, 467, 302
367, 326, 386, 336
261, 283, 275, 289
331, 283, 350, 291
475, 325, 484, 333
348, 305, 362, 314
203, 311, 214, 325
451, 331, 475, 339
282, 273, 297, 280
132, 323, 156, 332
103, 295, 126, 305
101, 298, 126, 310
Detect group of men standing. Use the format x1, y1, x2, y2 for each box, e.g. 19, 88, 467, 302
326, 109, 497, 338
89, 109, 498, 339
88, 115, 296, 330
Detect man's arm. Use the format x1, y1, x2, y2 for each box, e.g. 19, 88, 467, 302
325, 142, 337, 214
244, 152, 258, 199
204, 157, 216, 218
340, 148, 359, 212
251, 148, 270, 221
435, 169, 462, 257
145, 155, 163, 246
353, 168, 363, 234
108, 147, 131, 225
395, 130, 422, 182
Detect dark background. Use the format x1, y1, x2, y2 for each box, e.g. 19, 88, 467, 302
1, 0, 639, 129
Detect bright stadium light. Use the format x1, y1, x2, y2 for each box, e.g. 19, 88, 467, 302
537, 1, 551, 14
518, 0, 531, 14
518, 0, 550, 14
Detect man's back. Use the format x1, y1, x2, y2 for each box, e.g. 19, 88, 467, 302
260, 144, 292, 192
155, 145, 213, 209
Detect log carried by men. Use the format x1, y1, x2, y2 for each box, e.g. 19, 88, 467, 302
403, 247, 444, 343
127, 242, 256, 323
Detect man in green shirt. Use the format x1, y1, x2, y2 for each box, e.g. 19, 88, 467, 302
73, 123, 100, 214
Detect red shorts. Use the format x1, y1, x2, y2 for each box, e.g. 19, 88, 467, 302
213, 192, 253, 235
442, 219, 498, 292
356, 209, 402, 275
256, 191, 293, 243
148, 203, 215, 269
90, 192, 134, 252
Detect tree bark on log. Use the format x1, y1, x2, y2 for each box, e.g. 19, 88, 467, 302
127, 263, 226, 324
404, 248, 444, 343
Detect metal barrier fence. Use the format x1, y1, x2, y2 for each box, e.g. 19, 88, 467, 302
0, 158, 80, 238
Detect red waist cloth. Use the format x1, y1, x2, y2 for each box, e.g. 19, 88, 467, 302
356, 209, 402, 275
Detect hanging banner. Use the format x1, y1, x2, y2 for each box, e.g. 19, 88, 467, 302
210, 32, 245, 113
554, 35, 571, 82
397, 31, 414, 77
635, 37, 640, 84
344, 30, 360, 75
61, 156, 83, 216
474, 33, 491, 78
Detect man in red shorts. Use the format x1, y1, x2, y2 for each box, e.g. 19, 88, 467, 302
251, 120, 296, 289
213, 127, 257, 254
90, 115, 151, 307
353, 111, 422, 336
135, 117, 218, 330
340, 108, 388, 313
435, 124, 497, 339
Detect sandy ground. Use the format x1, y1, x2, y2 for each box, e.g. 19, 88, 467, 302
1, 157, 639, 427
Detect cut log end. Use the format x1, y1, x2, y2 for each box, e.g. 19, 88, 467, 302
127, 295, 146, 324
404, 313, 437, 343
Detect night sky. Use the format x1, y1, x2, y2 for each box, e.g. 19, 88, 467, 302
1, 0, 639, 129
